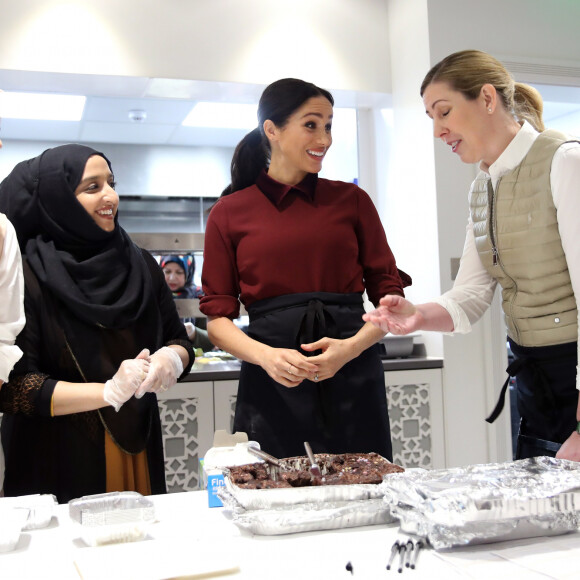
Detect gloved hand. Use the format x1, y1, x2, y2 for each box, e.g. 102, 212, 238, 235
135, 346, 184, 398
103, 348, 150, 412
184, 322, 196, 341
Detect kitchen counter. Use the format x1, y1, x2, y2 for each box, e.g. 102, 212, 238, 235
2, 489, 578, 579
185, 356, 443, 382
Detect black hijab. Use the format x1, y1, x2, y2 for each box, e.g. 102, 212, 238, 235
0, 144, 155, 329
0, 145, 165, 454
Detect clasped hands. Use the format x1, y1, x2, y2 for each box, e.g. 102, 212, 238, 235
103, 346, 184, 412
266, 337, 355, 388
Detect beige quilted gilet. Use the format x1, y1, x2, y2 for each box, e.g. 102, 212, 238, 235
469, 130, 578, 347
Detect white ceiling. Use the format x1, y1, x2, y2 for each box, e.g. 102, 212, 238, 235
0, 69, 392, 148
1, 71, 580, 148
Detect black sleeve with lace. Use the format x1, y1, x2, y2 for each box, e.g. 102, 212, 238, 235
0, 373, 54, 416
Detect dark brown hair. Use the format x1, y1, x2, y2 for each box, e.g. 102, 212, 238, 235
221, 78, 334, 196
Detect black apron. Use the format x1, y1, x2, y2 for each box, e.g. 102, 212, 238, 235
487, 339, 577, 459
234, 292, 393, 460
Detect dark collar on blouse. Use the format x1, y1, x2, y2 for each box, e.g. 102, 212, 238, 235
256, 169, 318, 206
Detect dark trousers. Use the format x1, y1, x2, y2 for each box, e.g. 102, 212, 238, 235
509, 339, 578, 459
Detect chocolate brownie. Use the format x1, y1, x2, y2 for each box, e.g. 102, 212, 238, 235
227, 452, 404, 489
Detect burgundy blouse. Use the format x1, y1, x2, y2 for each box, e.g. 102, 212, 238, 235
200, 171, 408, 319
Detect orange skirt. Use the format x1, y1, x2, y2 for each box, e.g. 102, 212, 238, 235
104, 431, 151, 495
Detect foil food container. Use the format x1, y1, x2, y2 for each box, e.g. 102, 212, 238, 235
221, 474, 384, 510
218, 487, 396, 535
68, 491, 156, 547
380, 456, 580, 549
221, 453, 397, 510
218, 452, 401, 534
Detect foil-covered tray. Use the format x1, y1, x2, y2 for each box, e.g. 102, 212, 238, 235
221, 452, 402, 510
218, 487, 396, 535
380, 456, 580, 549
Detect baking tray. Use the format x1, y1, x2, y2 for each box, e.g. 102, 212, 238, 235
380, 456, 580, 549
221, 453, 401, 510
218, 488, 396, 535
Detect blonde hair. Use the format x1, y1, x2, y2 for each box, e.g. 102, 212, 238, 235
421, 50, 545, 132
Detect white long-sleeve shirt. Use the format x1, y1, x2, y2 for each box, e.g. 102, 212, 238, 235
434, 122, 580, 388
0, 214, 24, 382
0, 213, 25, 490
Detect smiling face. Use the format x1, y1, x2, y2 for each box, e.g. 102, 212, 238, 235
422, 81, 495, 166
74, 154, 118, 232
163, 262, 186, 292
265, 95, 333, 185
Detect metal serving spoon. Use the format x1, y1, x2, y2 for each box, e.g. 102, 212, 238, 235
303, 441, 322, 478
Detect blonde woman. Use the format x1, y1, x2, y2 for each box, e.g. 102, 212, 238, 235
365, 50, 580, 461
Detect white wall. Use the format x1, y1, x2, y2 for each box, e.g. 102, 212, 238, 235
426, 0, 580, 66
0, 0, 392, 93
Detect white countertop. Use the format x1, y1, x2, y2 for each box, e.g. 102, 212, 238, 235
1, 490, 578, 579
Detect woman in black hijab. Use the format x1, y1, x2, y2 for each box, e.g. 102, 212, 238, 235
0, 144, 194, 503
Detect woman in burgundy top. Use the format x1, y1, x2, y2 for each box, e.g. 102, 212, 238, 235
200, 78, 411, 460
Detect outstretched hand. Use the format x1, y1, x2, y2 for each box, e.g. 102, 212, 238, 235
363, 295, 421, 335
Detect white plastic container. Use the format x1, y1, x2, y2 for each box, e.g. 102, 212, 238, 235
0, 494, 57, 530
68, 491, 156, 547
0, 507, 29, 552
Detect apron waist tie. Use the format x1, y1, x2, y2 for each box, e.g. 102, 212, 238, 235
294, 299, 339, 435
486, 356, 558, 424
295, 299, 339, 354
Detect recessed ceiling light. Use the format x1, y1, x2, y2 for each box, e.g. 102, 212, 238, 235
0, 91, 86, 121
182, 102, 257, 129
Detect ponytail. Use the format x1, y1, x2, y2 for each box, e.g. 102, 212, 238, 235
220, 128, 268, 197
513, 82, 545, 132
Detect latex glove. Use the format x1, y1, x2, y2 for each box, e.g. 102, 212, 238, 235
135, 346, 183, 398
184, 322, 196, 340
103, 348, 150, 412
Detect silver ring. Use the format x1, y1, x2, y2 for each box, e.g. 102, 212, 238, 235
314, 374, 319, 382
288, 364, 293, 375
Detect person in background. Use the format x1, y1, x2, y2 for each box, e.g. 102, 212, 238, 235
0, 126, 26, 495
201, 78, 411, 460
161, 254, 203, 299
0, 144, 194, 503
364, 49, 580, 462
160, 254, 214, 352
